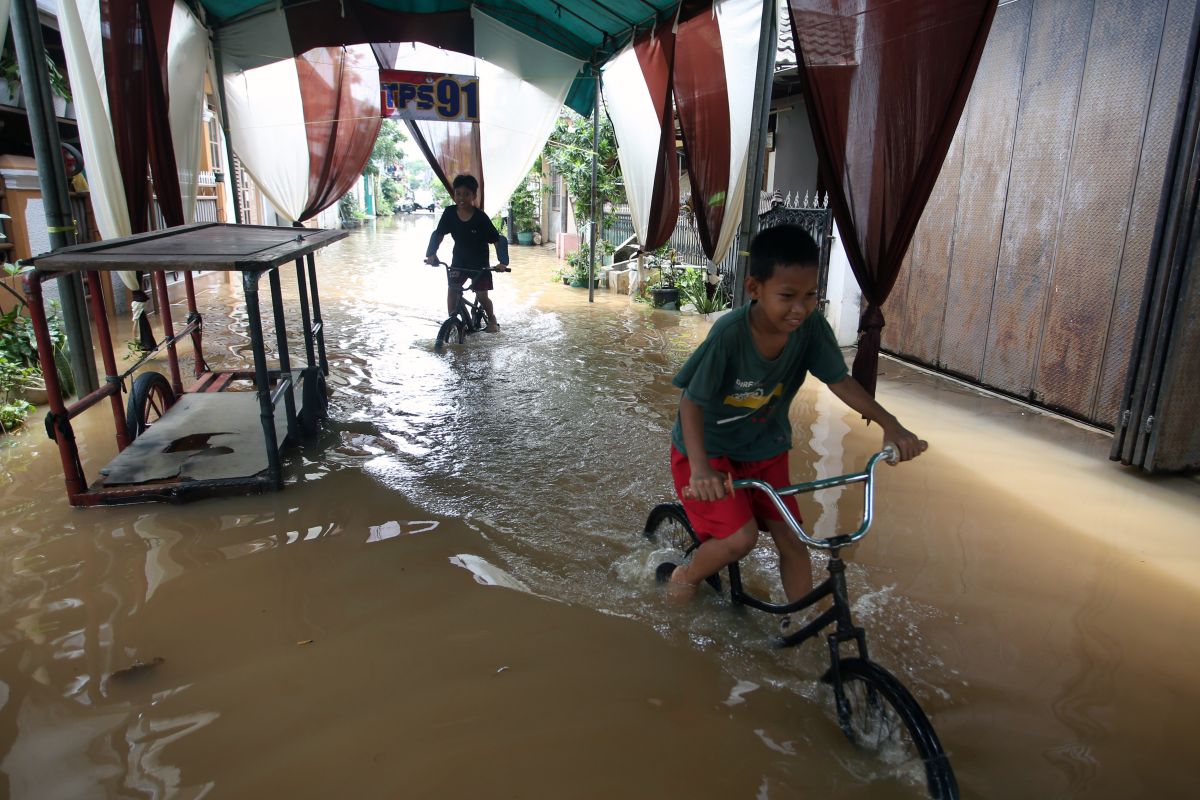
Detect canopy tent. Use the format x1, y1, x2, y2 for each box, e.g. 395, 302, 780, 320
29, 0, 996, 393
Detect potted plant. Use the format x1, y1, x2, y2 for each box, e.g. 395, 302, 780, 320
650, 250, 681, 310
0, 54, 20, 107
510, 186, 537, 245
45, 56, 70, 118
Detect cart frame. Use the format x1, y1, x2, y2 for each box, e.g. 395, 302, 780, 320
24, 222, 347, 506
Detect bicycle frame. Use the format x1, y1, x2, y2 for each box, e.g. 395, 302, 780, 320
721, 447, 895, 653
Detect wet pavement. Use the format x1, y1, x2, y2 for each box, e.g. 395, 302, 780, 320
1, 215, 1198, 798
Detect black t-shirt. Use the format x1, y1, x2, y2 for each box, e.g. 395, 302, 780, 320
426, 206, 500, 270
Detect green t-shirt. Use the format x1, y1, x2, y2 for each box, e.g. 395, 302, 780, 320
671, 304, 849, 461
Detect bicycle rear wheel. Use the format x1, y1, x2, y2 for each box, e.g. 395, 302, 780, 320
435, 318, 464, 350
642, 503, 721, 592
826, 658, 959, 799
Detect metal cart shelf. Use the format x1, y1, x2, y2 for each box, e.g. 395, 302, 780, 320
25, 222, 347, 506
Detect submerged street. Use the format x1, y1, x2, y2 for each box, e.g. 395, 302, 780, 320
1, 215, 1198, 797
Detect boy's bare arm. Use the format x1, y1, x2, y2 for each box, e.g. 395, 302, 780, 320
825, 377, 927, 462
679, 394, 729, 501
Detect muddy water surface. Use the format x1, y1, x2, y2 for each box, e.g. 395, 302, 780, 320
2, 216, 1198, 798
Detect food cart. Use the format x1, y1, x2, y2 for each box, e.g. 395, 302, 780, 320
24, 222, 346, 506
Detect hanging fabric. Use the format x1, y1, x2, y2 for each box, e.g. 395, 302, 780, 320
673, 0, 763, 265
787, 0, 997, 395
603, 17, 679, 251
223, 45, 381, 223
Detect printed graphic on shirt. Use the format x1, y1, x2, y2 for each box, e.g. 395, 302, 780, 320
717, 380, 783, 424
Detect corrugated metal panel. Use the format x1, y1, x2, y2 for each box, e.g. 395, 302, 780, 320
1034, 0, 1169, 417
939, 0, 1031, 380
981, 0, 1092, 398
882, 247, 914, 355
1094, 0, 1199, 426
898, 108, 969, 364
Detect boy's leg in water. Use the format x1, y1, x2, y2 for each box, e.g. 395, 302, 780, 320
446, 287, 459, 317
477, 289, 499, 332
765, 519, 813, 602
668, 519, 758, 600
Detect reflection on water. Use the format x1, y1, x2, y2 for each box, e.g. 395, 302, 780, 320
0, 216, 1198, 797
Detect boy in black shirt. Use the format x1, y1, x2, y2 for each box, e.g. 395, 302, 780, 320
424, 174, 509, 332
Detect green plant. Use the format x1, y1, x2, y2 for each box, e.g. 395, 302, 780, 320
45, 55, 70, 101
542, 111, 625, 227
379, 175, 405, 214
510, 184, 537, 233
0, 293, 75, 398
338, 192, 365, 221
0, 54, 18, 85
0, 353, 36, 432
365, 120, 407, 178
676, 267, 728, 314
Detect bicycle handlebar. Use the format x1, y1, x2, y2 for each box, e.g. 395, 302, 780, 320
686, 445, 899, 551
427, 259, 510, 272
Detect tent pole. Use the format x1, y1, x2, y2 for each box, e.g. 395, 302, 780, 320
588, 70, 600, 303
212, 29, 244, 224
10, 0, 98, 395
732, 0, 777, 308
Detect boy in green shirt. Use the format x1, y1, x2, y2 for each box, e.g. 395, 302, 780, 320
667, 224, 926, 629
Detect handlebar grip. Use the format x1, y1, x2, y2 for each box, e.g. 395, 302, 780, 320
882, 443, 899, 465
680, 473, 735, 500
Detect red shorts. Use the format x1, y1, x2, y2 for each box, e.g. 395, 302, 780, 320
670, 445, 802, 542
448, 268, 493, 292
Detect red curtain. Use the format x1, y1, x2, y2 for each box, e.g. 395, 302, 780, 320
788, 0, 997, 395
405, 120, 484, 210
285, 0, 473, 59
295, 47, 383, 222
673, 3, 732, 260
633, 19, 679, 251
99, 0, 184, 230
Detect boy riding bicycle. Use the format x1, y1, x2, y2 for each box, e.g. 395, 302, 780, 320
667, 224, 926, 630
424, 174, 509, 332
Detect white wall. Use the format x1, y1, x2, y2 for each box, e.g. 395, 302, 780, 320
822, 221, 862, 347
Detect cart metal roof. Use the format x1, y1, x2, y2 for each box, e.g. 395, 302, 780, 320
30, 223, 348, 273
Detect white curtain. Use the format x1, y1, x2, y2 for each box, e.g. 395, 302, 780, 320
166, 2, 208, 224
57, 0, 136, 288
602, 42, 662, 248
713, 0, 763, 263
222, 57, 311, 223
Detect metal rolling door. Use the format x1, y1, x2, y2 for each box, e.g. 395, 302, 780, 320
981, 0, 1093, 399
1033, 0, 1169, 418
938, 0, 1031, 380
1094, 0, 1199, 427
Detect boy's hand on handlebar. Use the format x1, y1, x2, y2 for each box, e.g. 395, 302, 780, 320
424, 256, 440, 266
684, 464, 730, 502
881, 423, 927, 463
493, 264, 511, 272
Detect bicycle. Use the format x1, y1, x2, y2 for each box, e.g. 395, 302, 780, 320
643, 446, 959, 799
430, 260, 510, 350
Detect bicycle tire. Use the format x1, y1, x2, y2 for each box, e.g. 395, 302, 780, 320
642, 503, 721, 592
125, 371, 175, 442
435, 318, 464, 350
825, 657, 959, 800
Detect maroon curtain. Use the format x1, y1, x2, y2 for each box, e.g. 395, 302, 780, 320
295, 47, 383, 222
673, 3, 732, 260
788, 0, 997, 395
285, 0, 473, 59
633, 19, 679, 251
405, 120, 484, 210
99, 0, 184, 230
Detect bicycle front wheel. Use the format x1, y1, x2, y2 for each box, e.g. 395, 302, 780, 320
642, 503, 720, 592
435, 318, 464, 350
826, 658, 958, 799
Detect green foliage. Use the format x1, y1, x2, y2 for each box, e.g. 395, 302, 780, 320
542, 111, 624, 227
366, 120, 407, 178
0, 298, 74, 398
510, 184, 537, 233
338, 192, 366, 221
676, 268, 728, 314
432, 182, 451, 208
0, 347, 37, 432
0, 52, 70, 100
379, 176, 405, 214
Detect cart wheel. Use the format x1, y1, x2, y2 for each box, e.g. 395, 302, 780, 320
299, 367, 328, 438
125, 371, 176, 441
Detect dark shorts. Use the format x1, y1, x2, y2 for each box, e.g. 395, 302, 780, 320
448, 268, 492, 292
670, 445, 802, 542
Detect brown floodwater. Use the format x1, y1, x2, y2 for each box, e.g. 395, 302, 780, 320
1, 215, 1198, 798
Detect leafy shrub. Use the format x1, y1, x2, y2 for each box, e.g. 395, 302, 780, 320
676, 268, 728, 314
